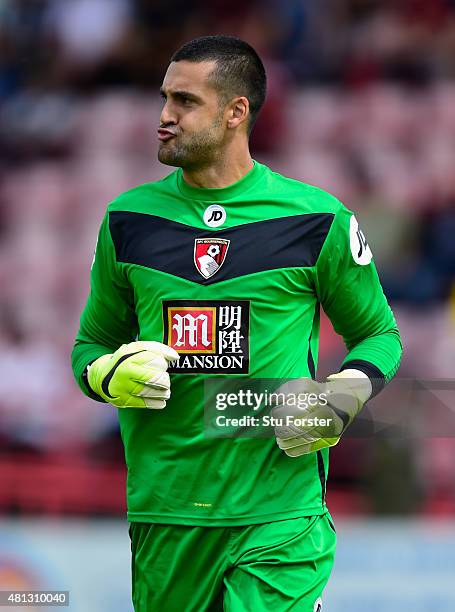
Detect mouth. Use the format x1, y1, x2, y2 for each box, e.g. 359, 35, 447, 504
158, 128, 177, 142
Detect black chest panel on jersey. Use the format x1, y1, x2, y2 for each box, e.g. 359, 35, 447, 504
109, 211, 334, 285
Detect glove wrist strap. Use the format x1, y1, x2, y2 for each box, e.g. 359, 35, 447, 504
82, 361, 107, 403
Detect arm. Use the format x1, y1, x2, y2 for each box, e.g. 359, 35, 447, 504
274, 204, 402, 456
314, 205, 402, 395
71, 213, 139, 400
71, 212, 178, 407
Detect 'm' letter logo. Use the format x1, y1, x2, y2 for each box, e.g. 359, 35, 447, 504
167, 306, 216, 353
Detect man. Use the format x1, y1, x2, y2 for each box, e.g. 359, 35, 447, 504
72, 35, 402, 611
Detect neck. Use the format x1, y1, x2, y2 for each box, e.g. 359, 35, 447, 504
182, 145, 253, 189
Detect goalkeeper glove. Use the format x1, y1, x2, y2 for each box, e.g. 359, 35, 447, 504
86, 341, 179, 409
273, 369, 372, 457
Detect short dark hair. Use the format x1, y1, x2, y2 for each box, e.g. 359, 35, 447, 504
170, 35, 267, 134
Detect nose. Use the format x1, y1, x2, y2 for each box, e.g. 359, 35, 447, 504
160, 100, 177, 127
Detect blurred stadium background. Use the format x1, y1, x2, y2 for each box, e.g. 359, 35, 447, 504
1, 0, 455, 610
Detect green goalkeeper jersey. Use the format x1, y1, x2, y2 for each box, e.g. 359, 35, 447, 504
72, 161, 402, 526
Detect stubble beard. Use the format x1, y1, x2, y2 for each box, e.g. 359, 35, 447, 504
158, 116, 225, 170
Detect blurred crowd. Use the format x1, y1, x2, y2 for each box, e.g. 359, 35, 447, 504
2, 0, 455, 95
0, 0, 455, 514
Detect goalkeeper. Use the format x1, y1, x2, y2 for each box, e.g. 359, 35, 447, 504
72, 35, 402, 612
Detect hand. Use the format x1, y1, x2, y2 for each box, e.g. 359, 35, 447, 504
272, 370, 372, 456
87, 341, 179, 408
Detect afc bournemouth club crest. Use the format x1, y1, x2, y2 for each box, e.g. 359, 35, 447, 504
194, 238, 230, 279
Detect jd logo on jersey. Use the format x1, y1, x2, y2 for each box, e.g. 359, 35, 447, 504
163, 300, 250, 374
313, 597, 322, 612
194, 238, 230, 279
203, 204, 226, 227
349, 215, 372, 265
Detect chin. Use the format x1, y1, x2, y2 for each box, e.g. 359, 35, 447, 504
158, 146, 185, 167
158, 151, 179, 167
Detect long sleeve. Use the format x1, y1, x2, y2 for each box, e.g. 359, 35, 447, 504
314, 204, 402, 396
71, 212, 139, 399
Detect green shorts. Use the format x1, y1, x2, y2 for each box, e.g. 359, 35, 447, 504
129, 513, 336, 612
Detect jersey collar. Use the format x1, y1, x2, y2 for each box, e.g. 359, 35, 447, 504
176, 160, 263, 201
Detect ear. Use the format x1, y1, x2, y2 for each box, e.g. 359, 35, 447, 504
226, 96, 249, 130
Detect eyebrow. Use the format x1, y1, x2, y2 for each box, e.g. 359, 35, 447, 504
159, 87, 202, 103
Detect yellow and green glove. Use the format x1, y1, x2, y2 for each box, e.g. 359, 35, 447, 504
273, 369, 372, 456
86, 341, 179, 409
